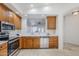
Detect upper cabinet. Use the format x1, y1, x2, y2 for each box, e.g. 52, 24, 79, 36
0, 4, 8, 21
7, 11, 14, 23
14, 14, 21, 30
0, 4, 21, 30
47, 16, 56, 30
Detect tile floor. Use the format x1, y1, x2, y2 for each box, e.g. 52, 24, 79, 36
17, 43, 79, 56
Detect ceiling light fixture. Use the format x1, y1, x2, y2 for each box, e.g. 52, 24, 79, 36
30, 9, 37, 12
30, 4, 34, 7
44, 6, 49, 10
43, 6, 51, 11
72, 11, 79, 16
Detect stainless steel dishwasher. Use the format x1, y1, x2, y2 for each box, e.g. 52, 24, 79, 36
40, 36, 49, 48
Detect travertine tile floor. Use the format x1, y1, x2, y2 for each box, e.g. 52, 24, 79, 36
17, 43, 79, 56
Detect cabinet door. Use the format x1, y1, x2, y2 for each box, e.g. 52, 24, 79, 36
0, 43, 8, 56
7, 11, 14, 24
47, 16, 56, 30
19, 37, 24, 49
16, 17, 21, 29
33, 37, 40, 48
24, 37, 33, 48
0, 48, 7, 56
0, 4, 7, 21
14, 14, 21, 30
49, 36, 58, 48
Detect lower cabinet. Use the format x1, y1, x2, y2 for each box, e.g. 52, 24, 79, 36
20, 36, 58, 49
33, 37, 40, 48
19, 37, 40, 49
49, 36, 58, 48
0, 42, 8, 56
19, 37, 24, 49
24, 37, 32, 48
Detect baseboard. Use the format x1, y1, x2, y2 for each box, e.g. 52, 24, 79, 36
64, 42, 79, 47
19, 47, 58, 50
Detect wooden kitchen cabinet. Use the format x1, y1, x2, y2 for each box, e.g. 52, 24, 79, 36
47, 16, 56, 30
0, 4, 13, 22
0, 4, 8, 21
19, 37, 33, 49
0, 42, 8, 56
0, 3, 21, 30
33, 37, 40, 48
19, 37, 40, 49
13, 14, 21, 30
24, 37, 33, 48
49, 36, 58, 48
7, 11, 14, 24
19, 37, 24, 49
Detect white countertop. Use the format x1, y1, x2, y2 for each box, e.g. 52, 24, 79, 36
0, 41, 8, 45
20, 34, 58, 37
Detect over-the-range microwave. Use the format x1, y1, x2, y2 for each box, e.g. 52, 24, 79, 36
0, 21, 15, 32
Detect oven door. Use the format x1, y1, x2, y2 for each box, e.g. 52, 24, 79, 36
8, 39, 19, 55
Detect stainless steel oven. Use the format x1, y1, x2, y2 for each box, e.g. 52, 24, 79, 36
8, 37, 19, 55
0, 30, 20, 56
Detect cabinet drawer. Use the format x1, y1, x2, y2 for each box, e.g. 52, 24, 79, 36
0, 43, 7, 49
49, 41, 58, 44
49, 40, 58, 42
50, 37, 58, 39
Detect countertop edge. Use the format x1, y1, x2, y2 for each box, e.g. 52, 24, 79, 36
0, 41, 8, 45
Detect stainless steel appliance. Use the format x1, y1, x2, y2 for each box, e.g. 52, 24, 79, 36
0, 32, 9, 41
0, 31, 20, 56
8, 31, 20, 55
0, 21, 15, 32
8, 37, 19, 55
0, 21, 19, 55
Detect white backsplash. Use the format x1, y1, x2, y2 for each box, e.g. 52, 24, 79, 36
9, 30, 21, 37
46, 30, 56, 35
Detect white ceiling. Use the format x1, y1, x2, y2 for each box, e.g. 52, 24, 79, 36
5, 3, 79, 16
